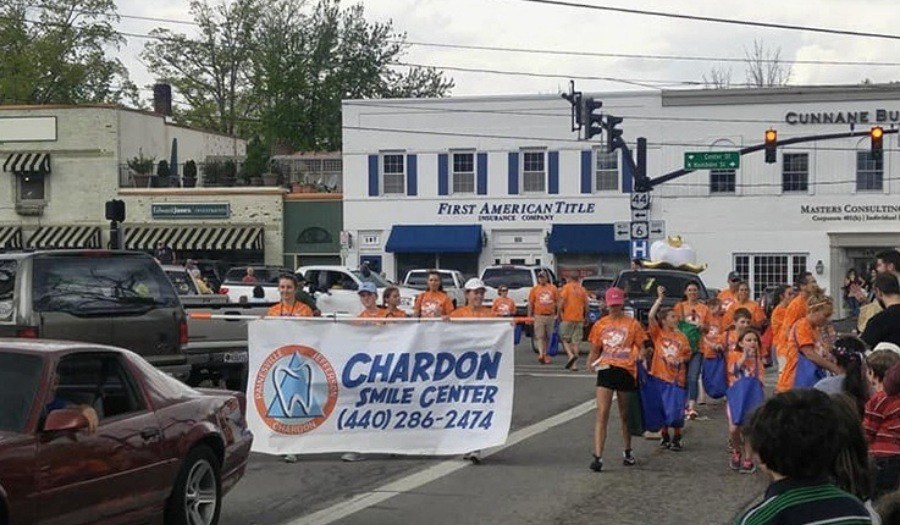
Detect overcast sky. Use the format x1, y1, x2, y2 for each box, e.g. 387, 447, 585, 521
115, 0, 900, 101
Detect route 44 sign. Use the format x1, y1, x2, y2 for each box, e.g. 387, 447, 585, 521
630, 192, 651, 210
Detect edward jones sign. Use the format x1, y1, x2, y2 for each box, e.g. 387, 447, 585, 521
152, 203, 231, 219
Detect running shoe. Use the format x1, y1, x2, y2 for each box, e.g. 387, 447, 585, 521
283, 454, 298, 463
670, 438, 684, 452
341, 452, 364, 462
740, 459, 757, 474
729, 450, 742, 471
686, 408, 699, 420
622, 449, 636, 466
590, 456, 603, 472
659, 435, 671, 449
463, 450, 482, 464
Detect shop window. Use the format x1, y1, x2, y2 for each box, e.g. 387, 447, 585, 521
452, 152, 475, 194
381, 153, 405, 195
522, 150, 546, 193
856, 151, 883, 191
782, 153, 809, 192
710, 169, 735, 193
18, 172, 46, 201
733, 253, 807, 299
594, 146, 618, 192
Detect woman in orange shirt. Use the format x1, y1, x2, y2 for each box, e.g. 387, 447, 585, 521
769, 284, 795, 371
722, 282, 766, 329
491, 285, 517, 317
382, 286, 407, 318
648, 286, 691, 450
415, 270, 455, 318
674, 282, 709, 419
776, 291, 843, 393
450, 278, 494, 318
267, 274, 314, 317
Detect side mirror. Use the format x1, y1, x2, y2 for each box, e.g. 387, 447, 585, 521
44, 408, 89, 433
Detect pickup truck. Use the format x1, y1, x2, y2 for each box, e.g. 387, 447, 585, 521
219, 265, 293, 303
612, 268, 710, 326
480, 265, 558, 316
402, 269, 466, 308
297, 265, 419, 315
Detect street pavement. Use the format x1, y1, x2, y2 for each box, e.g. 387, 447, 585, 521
221, 338, 775, 525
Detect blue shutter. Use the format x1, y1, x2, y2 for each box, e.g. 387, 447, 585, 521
406, 154, 418, 196
368, 155, 379, 196
548, 151, 559, 194
581, 150, 592, 194
477, 152, 488, 195
438, 154, 449, 196
508, 152, 519, 195
622, 150, 634, 193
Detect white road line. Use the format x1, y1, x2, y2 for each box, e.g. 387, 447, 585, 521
515, 372, 594, 378
283, 399, 597, 525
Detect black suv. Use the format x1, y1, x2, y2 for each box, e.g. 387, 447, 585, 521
612, 269, 710, 325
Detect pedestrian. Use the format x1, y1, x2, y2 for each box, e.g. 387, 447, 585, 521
733, 389, 874, 525
858, 251, 900, 333
528, 271, 559, 365
586, 287, 650, 472
770, 284, 796, 372
717, 271, 742, 311
776, 291, 842, 393
242, 267, 258, 284
647, 285, 691, 451
864, 361, 900, 498
861, 273, 900, 351
266, 274, 313, 318
558, 274, 589, 372
726, 327, 765, 474
674, 282, 709, 419
778, 271, 819, 353
844, 269, 865, 318
491, 284, 517, 317
294, 275, 320, 316
829, 393, 879, 522
814, 336, 870, 416
154, 241, 175, 265
414, 270, 454, 318
450, 278, 494, 319
382, 286, 407, 318
723, 281, 767, 330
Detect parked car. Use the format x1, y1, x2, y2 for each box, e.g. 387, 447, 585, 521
219, 265, 293, 303
402, 269, 466, 308
480, 265, 558, 316
193, 259, 229, 293
0, 339, 252, 525
0, 251, 190, 380
297, 265, 418, 315
612, 269, 710, 326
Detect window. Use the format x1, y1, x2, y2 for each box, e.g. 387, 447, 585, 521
55, 354, 146, 420
733, 253, 808, 299
0, 260, 15, 322
0, 352, 42, 432
452, 152, 475, 193
381, 153, 405, 194
522, 151, 546, 193
710, 169, 736, 193
782, 153, 809, 192
18, 173, 46, 201
856, 151, 883, 191
595, 147, 618, 191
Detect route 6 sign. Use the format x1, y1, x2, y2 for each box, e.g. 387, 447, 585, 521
630, 192, 651, 210
630, 221, 649, 240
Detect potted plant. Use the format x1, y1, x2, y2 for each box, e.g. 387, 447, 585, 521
183, 160, 198, 188
155, 160, 170, 188
202, 160, 222, 187
262, 161, 281, 186
127, 150, 155, 188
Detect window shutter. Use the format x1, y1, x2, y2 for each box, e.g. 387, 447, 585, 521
622, 152, 633, 193
368, 155, 379, 196
581, 150, 592, 194
406, 154, 418, 196
548, 151, 559, 194
477, 152, 488, 195
438, 154, 449, 196
507, 152, 519, 195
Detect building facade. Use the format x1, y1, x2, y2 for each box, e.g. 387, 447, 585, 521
342, 84, 900, 314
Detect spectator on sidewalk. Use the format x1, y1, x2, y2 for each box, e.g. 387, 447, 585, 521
242, 267, 258, 284
864, 361, 900, 498
861, 273, 900, 351
858, 250, 900, 333
717, 271, 742, 311
154, 241, 175, 265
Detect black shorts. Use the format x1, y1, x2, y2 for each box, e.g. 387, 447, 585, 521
596, 366, 637, 392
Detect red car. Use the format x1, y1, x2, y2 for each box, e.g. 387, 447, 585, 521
0, 340, 253, 525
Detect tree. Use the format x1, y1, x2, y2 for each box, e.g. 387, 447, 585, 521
702, 66, 732, 89
743, 39, 791, 88
0, 0, 138, 105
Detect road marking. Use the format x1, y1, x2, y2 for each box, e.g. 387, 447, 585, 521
283, 399, 597, 525
515, 372, 594, 378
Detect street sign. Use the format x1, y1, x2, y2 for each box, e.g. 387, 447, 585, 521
631, 240, 648, 260
630, 192, 651, 210
631, 209, 649, 222
613, 221, 630, 241
630, 221, 649, 240
684, 151, 740, 170
649, 220, 665, 239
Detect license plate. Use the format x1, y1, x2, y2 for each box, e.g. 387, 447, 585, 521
223, 352, 248, 363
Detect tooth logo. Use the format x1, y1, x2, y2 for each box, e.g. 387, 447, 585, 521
254, 345, 339, 435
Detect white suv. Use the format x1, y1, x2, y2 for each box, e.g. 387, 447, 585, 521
296, 265, 418, 315
479, 265, 558, 316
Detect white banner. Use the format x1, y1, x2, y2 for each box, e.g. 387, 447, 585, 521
247, 319, 515, 455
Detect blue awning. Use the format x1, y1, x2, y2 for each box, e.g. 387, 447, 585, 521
385, 225, 483, 253
547, 224, 629, 254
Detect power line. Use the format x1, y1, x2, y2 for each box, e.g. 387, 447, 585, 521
503, 0, 900, 41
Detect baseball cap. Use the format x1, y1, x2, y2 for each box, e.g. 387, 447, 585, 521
728, 271, 742, 282
870, 341, 900, 357
358, 282, 377, 295
605, 287, 625, 307
464, 278, 487, 291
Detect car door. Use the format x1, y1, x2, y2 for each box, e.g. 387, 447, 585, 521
310, 270, 359, 315
36, 353, 165, 525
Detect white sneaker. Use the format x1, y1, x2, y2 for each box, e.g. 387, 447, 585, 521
341, 452, 363, 462
643, 430, 662, 439
282, 454, 298, 463
463, 450, 482, 464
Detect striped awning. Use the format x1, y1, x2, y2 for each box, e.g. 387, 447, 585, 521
0, 225, 23, 250
125, 225, 264, 251
3, 153, 51, 173
27, 226, 101, 250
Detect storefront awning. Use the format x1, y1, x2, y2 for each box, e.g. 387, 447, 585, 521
125, 225, 264, 251
28, 226, 101, 250
547, 224, 629, 254
3, 153, 51, 173
385, 225, 483, 253
0, 225, 23, 250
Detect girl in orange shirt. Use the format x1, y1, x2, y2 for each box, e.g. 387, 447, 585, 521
267, 275, 314, 317
648, 286, 691, 450
491, 285, 517, 317
382, 286, 407, 318
415, 270, 454, 318
776, 291, 843, 393
769, 284, 795, 371
726, 328, 765, 473
722, 281, 766, 329
450, 278, 494, 318
675, 282, 709, 419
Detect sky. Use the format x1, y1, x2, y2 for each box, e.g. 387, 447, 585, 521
114, 0, 900, 102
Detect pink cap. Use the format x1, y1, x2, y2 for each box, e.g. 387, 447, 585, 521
605, 287, 625, 306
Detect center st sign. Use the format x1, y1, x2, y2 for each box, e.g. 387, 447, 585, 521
684, 151, 740, 170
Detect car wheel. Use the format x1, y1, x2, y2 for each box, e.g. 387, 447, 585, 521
165, 446, 222, 525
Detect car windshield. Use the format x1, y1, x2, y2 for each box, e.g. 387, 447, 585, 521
0, 260, 15, 322
32, 255, 180, 315
582, 278, 613, 294
223, 267, 289, 284
352, 271, 389, 288
166, 270, 199, 296
0, 352, 43, 432
481, 268, 533, 289
617, 271, 705, 299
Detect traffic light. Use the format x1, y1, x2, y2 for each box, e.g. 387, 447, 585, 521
605, 114, 624, 151
105, 199, 125, 222
764, 129, 777, 164
871, 126, 884, 158
582, 97, 603, 140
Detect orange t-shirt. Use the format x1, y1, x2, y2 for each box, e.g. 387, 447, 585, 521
383, 308, 407, 318
358, 308, 383, 318
674, 301, 710, 328
770, 304, 788, 356
648, 325, 691, 387
776, 317, 821, 393
529, 284, 559, 316
717, 289, 738, 311
726, 346, 764, 387
492, 297, 517, 317
588, 315, 648, 379
450, 306, 494, 318
779, 295, 808, 348
559, 282, 588, 322
723, 299, 766, 328
415, 290, 454, 318
267, 301, 313, 317
701, 315, 726, 358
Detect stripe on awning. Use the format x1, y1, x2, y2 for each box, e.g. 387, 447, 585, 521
3, 153, 51, 173
27, 226, 101, 249
124, 225, 264, 251
0, 225, 23, 250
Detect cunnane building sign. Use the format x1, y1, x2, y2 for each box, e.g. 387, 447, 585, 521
785, 109, 900, 125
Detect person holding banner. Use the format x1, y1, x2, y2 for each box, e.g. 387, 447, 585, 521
357, 281, 383, 319
647, 286, 691, 451
451, 278, 494, 318
776, 291, 842, 394
726, 328, 765, 473
415, 270, 455, 318
267, 274, 314, 318
382, 286, 407, 317
529, 271, 559, 365
586, 287, 650, 472
491, 285, 517, 317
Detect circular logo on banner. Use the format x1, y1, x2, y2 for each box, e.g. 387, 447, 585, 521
253, 345, 339, 435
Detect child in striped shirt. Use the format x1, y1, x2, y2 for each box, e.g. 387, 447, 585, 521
863, 358, 900, 498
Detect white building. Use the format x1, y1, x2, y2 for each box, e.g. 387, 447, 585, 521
342, 84, 900, 312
